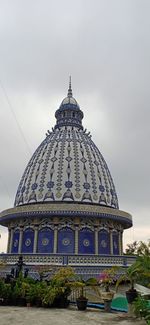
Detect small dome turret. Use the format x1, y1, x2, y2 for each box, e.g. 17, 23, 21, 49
55, 77, 84, 129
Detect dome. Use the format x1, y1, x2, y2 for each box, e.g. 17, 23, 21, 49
14, 79, 119, 209
0, 79, 132, 264
14, 126, 118, 208
60, 96, 80, 108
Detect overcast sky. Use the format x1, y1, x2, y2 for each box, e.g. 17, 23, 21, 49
0, 0, 150, 252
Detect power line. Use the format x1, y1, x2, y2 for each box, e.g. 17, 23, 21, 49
0, 79, 32, 155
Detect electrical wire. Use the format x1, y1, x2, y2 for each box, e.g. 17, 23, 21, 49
0, 79, 32, 155
0, 79, 32, 206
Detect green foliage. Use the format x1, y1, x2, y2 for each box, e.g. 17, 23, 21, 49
124, 241, 150, 288
0, 266, 119, 307
42, 286, 62, 307
0, 279, 12, 302
125, 240, 150, 256
0, 279, 5, 298
12, 274, 31, 300
116, 261, 143, 290
3, 284, 12, 300
133, 295, 149, 318
133, 295, 150, 324
52, 267, 75, 285
145, 310, 150, 323
0, 268, 75, 306
50, 267, 76, 299
136, 255, 150, 288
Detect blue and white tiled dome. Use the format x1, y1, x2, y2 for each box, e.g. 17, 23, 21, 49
14, 80, 119, 209
0, 79, 133, 264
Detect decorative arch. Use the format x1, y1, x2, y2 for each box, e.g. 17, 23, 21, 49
112, 231, 119, 255
11, 229, 20, 253
98, 229, 110, 254
22, 228, 34, 253
57, 227, 75, 253
37, 227, 54, 253
78, 227, 95, 254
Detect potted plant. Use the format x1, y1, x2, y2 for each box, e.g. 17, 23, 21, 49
45, 267, 75, 308
74, 277, 97, 311
42, 285, 59, 307
97, 267, 118, 312
25, 282, 38, 307
75, 282, 88, 311
11, 274, 31, 306
98, 267, 117, 295
116, 262, 142, 304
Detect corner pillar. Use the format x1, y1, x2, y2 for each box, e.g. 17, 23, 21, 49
18, 227, 23, 254
95, 227, 98, 255
110, 230, 113, 255
9, 228, 14, 253
33, 226, 38, 253
7, 228, 11, 253
75, 226, 79, 254
119, 231, 123, 255
53, 226, 58, 253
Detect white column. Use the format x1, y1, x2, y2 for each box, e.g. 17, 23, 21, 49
18, 227, 23, 254
33, 226, 38, 253
75, 227, 79, 254
110, 230, 113, 255
53, 227, 58, 253
95, 228, 98, 255
7, 228, 11, 253
119, 231, 123, 255
9, 228, 14, 253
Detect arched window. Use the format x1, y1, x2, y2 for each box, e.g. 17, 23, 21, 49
58, 227, 75, 253
22, 228, 34, 253
11, 229, 20, 253
78, 227, 94, 254
112, 231, 119, 255
37, 227, 54, 253
98, 229, 110, 255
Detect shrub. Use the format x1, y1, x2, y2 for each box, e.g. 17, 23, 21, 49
133, 295, 150, 324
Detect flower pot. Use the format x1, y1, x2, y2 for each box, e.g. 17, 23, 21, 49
52, 297, 70, 308
104, 299, 112, 313
76, 297, 88, 310
19, 298, 26, 306
34, 298, 42, 307
101, 291, 115, 301
0, 298, 4, 305
126, 289, 138, 304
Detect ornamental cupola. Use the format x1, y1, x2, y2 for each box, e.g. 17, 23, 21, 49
55, 77, 84, 130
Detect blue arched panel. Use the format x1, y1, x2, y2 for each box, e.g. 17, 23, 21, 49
58, 227, 74, 253
113, 231, 119, 255
37, 228, 54, 253
11, 230, 20, 253
78, 228, 95, 254
22, 228, 34, 253
98, 230, 110, 254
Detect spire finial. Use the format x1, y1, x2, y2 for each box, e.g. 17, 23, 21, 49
67, 76, 73, 97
